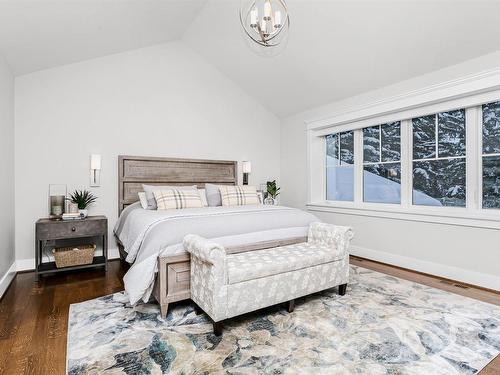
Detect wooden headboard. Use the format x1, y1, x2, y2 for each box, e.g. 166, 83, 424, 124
118, 155, 238, 214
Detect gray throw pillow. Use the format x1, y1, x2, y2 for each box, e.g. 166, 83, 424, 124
204, 183, 222, 207
142, 184, 197, 210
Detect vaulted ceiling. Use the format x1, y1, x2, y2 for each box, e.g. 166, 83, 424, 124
0, 0, 207, 76
184, 0, 500, 117
1, 0, 500, 118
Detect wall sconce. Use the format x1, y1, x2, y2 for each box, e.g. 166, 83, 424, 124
242, 161, 251, 185
90, 154, 101, 187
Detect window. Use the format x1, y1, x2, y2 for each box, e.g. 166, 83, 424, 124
363, 122, 401, 203
315, 96, 500, 222
482, 101, 500, 209
412, 109, 466, 207
326, 131, 354, 201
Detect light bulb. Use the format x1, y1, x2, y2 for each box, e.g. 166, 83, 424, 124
264, 0, 272, 20
250, 8, 258, 27
274, 10, 282, 28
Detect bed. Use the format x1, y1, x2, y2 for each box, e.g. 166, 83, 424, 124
115, 155, 318, 316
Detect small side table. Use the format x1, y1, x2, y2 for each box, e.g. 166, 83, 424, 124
35, 215, 108, 280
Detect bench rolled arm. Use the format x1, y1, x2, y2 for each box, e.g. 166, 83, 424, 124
183, 234, 226, 265
308, 222, 354, 254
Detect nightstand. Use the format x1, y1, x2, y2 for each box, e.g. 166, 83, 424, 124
35, 215, 108, 280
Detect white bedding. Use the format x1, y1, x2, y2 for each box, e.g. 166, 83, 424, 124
114, 203, 318, 304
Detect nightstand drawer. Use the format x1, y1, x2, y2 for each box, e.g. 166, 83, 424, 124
36, 219, 107, 240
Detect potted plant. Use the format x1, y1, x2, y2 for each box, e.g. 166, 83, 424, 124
264, 180, 280, 205
69, 189, 97, 218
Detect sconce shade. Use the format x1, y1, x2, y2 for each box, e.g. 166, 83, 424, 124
242, 161, 252, 174
90, 154, 101, 170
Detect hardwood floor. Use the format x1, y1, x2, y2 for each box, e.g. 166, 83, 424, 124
0, 257, 498, 375
0, 260, 126, 375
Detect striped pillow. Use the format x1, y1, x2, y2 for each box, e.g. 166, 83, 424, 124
219, 185, 260, 206
153, 189, 204, 210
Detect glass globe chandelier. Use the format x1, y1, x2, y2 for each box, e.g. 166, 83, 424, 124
239, 0, 290, 49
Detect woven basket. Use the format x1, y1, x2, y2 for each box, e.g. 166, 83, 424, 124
52, 244, 96, 268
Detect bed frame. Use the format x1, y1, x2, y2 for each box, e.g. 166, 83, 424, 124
117, 155, 306, 316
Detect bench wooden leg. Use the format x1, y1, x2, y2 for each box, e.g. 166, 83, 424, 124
338, 283, 347, 296
287, 299, 295, 313
213, 321, 223, 336
160, 303, 169, 318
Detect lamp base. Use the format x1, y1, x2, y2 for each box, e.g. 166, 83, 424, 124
243, 173, 249, 185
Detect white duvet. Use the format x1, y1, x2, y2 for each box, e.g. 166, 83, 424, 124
114, 203, 318, 305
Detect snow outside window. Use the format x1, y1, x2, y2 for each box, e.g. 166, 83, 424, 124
326, 131, 354, 201
362, 122, 401, 204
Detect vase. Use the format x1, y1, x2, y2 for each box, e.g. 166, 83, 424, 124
79, 209, 88, 218
264, 196, 275, 205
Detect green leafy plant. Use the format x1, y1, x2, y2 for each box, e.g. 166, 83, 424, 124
266, 180, 280, 199
70, 189, 97, 209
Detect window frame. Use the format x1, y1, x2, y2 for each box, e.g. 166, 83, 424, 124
479, 103, 500, 210
411, 110, 467, 208
307, 83, 500, 230
360, 122, 402, 204
325, 131, 355, 202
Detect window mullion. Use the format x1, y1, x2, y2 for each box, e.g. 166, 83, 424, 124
401, 119, 412, 207
477, 106, 484, 210
354, 129, 363, 203
465, 107, 478, 211
435, 114, 439, 158
379, 125, 382, 163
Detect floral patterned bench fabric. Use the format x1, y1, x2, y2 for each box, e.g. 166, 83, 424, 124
226, 242, 346, 284
184, 222, 353, 323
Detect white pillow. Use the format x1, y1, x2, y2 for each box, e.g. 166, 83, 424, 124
205, 183, 222, 207
138, 192, 148, 209
198, 189, 208, 207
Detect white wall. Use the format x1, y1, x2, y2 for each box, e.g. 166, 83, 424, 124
0, 55, 15, 293
281, 52, 500, 290
15, 41, 280, 262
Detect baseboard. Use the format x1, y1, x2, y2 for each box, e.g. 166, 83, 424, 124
350, 245, 500, 292
15, 247, 121, 272
15, 258, 35, 272
108, 247, 120, 260
0, 262, 17, 300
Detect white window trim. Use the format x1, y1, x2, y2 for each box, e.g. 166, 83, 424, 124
306, 68, 500, 230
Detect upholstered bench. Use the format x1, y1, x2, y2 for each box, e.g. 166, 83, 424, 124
184, 222, 353, 335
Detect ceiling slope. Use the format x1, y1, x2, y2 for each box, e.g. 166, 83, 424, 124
0, 0, 207, 75
184, 0, 500, 117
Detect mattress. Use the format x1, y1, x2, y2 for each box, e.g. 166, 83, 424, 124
114, 202, 318, 304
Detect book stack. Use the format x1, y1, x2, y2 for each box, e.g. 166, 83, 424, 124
62, 212, 83, 221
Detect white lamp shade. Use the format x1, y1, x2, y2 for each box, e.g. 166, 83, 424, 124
90, 154, 101, 170
242, 161, 252, 173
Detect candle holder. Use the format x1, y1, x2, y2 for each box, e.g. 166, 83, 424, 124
49, 184, 67, 220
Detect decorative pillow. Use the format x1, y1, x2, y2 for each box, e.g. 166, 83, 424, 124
205, 183, 222, 207
198, 189, 209, 207
219, 185, 260, 206
153, 189, 204, 210
138, 192, 148, 209
142, 184, 197, 210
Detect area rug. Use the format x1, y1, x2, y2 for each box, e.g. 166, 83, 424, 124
67, 266, 500, 374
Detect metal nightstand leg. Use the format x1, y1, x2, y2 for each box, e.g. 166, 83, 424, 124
35, 240, 41, 282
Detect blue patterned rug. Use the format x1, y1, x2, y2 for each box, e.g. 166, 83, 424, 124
67, 266, 500, 374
